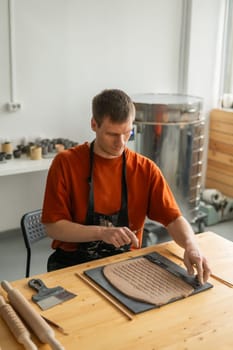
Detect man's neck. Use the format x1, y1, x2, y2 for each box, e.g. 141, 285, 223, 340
92, 141, 124, 159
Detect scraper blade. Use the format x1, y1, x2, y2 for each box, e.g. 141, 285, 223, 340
28, 278, 77, 310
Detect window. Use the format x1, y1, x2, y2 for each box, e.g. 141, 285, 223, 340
220, 0, 233, 101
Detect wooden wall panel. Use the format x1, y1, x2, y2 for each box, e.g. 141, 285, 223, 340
205, 109, 233, 197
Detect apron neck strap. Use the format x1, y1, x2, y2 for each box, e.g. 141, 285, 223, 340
86, 140, 128, 225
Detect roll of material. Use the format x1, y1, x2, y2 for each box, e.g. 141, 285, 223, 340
30, 146, 42, 160
202, 189, 224, 205
1, 142, 13, 154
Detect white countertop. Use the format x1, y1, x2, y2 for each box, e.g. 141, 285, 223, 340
0, 156, 54, 176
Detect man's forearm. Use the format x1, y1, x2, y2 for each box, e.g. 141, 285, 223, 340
166, 216, 199, 251
166, 216, 211, 284
44, 220, 139, 248
45, 220, 103, 242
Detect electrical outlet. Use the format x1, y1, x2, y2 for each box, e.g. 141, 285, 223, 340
6, 102, 22, 112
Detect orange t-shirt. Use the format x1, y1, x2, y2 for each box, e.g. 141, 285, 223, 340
42, 143, 181, 251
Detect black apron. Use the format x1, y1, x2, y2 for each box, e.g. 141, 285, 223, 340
47, 141, 130, 271
76, 140, 130, 260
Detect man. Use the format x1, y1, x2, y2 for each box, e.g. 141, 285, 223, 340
42, 89, 211, 284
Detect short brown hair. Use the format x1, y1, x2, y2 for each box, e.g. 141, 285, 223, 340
92, 89, 135, 126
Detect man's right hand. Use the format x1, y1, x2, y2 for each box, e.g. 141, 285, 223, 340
101, 226, 139, 248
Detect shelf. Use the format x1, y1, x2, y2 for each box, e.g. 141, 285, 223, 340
0, 156, 54, 176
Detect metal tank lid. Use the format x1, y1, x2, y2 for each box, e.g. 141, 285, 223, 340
132, 93, 203, 123
132, 93, 202, 105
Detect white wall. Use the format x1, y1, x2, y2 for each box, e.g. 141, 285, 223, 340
187, 0, 223, 113
187, 0, 224, 183
1, 0, 182, 143
0, 0, 225, 231
0, 0, 183, 231
0, 171, 48, 231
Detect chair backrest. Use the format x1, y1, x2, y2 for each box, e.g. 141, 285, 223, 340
20, 209, 47, 277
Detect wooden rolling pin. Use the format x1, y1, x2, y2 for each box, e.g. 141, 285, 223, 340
0, 295, 38, 350
1, 281, 65, 350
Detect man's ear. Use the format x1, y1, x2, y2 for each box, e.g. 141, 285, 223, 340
91, 117, 97, 131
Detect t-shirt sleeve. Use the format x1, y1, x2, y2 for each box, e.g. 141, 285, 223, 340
41, 154, 73, 223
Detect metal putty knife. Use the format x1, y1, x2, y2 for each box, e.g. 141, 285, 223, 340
28, 278, 77, 310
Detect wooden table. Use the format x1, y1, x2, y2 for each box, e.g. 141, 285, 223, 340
1, 231, 233, 350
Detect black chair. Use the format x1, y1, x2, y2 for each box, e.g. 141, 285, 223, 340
20, 209, 47, 277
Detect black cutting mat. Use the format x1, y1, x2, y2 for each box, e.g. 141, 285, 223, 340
84, 251, 213, 314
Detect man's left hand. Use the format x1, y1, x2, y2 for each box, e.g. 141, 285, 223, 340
183, 248, 211, 285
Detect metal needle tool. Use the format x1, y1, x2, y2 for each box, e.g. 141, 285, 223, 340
41, 316, 69, 336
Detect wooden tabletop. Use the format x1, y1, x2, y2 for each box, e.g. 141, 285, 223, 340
1, 231, 233, 350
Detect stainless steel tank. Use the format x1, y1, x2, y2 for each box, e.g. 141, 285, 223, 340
132, 93, 204, 224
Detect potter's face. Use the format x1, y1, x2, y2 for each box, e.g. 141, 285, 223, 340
91, 114, 134, 158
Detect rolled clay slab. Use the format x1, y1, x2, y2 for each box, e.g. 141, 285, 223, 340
103, 257, 194, 305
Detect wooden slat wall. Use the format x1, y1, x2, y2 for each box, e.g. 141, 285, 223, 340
205, 109, 233, 197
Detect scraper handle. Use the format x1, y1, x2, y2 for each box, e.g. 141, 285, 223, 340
28, 278, 48, 292
1, 280, 65, 350
0, 295, 38, 350
28, 278, 60, 294
28, 278, 63, 304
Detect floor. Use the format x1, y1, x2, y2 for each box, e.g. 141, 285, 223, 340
0, 220, 232, 282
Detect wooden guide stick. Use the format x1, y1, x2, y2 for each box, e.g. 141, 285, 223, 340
1, 280, 65, 350
0, 295, 38, 350
75, 272, 134, 321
